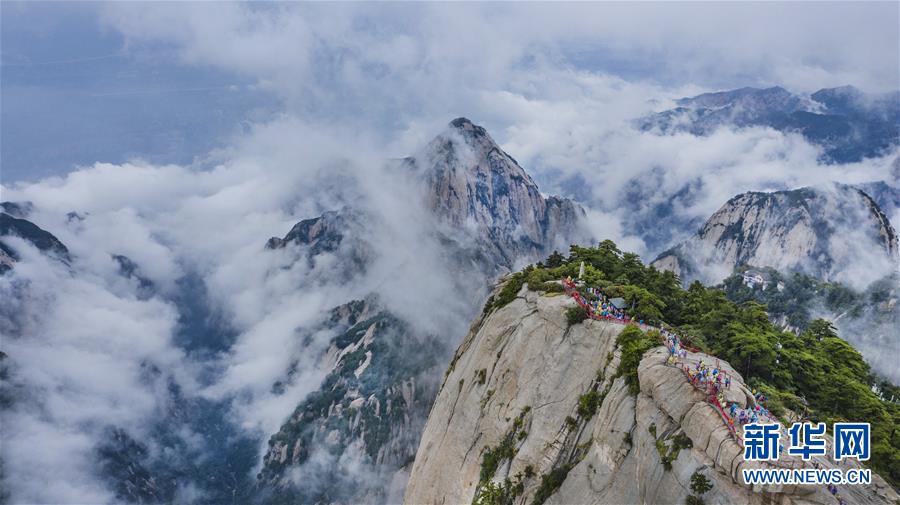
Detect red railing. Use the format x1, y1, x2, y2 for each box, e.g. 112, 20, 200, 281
563, 278, 632, 325
563, 277, 701, 349
564, 277, 744, 443
563, 278, 838, 499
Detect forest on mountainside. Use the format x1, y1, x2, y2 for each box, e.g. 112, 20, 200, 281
489, 240, 899, 487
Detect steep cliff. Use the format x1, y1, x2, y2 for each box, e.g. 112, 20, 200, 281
257, 298, 442, 504
410, 117, 586, 268
652, 185, 899, 286
255, 119, 588, 502
404, 284, 898, 505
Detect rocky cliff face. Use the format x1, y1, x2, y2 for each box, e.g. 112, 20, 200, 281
263, 118, 586, 278
404, 284, 898, 505
409, 117, 586, 268
858, 166, 900, 229
256, 298, 442, 504
265, 206, 373, 281
652, 185, 899, 286
256, 119, 587, 502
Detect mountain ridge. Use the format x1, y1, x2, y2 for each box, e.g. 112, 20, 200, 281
641, 85, 900, 163
254, 118, 588, 503
0, 211, 71, 273
651, 184, 899, 287
404, 281, 898, 505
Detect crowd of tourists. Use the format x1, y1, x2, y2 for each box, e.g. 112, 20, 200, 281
684, 359, 732, 394
666, 330, 781, 440
666, 321, 846, 503
728, 391, 777, 426
564, 276, 780, 443
588, 289, 629, 321
563, 275, 847, 504
565, 278, 631, 323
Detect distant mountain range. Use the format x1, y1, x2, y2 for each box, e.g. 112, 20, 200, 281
3, 96, 899, 504
641, 85, 900, 163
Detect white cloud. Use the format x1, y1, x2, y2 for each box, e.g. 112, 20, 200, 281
1, 2, 898, 501
0, 113, 498, 502
99, 2, 899, 109
0, 241, 186, 503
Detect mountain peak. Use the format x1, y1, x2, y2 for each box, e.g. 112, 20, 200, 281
267, 119, 587, 274
676, 85, 798, 110
814, 84, 860, 96
448, 116, 490, 141
1, 201, 34, 219
652, 184, 898, 286
449, 117, 474, 128
418, 119, 586, 263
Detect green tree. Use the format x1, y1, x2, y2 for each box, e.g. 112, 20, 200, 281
566, 306, 589, 327
729, 331, 777, 380
473, 481, 504, 505
616, 326, 656, 395
546, 250, 565, 268
690, 471, 713, 495
620, 285, 666, 323
510, 240, 900, 487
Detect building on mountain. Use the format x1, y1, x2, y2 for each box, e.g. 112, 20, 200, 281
741, 269, 770, 289
609, 297, 628, 311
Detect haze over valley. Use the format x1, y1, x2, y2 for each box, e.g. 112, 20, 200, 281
1, 3, 898, 504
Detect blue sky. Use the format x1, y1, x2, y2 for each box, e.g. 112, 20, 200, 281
2, 2, 277, 182
3, 2, 898, 184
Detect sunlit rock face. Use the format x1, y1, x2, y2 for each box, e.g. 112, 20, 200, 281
413, 117, 587, 268
404, 284, 898, 505
255, 119, 587, 503
652, 184, 898, 287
